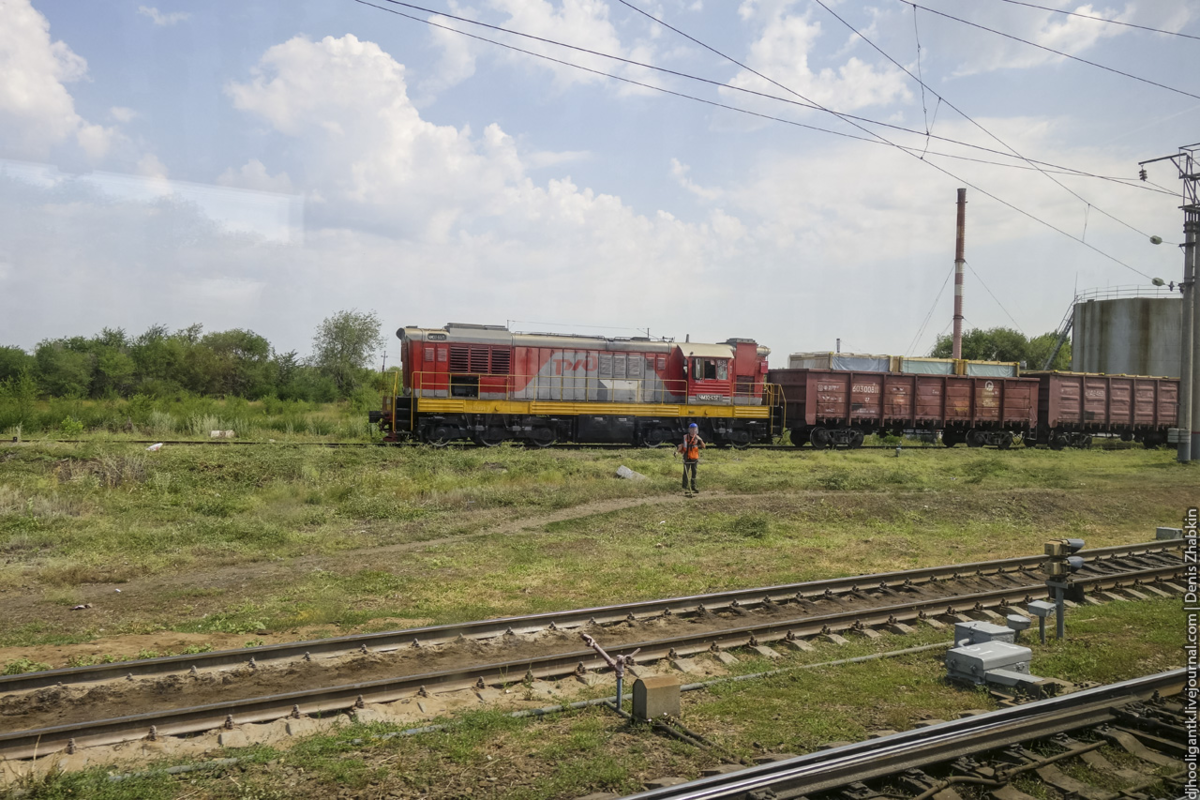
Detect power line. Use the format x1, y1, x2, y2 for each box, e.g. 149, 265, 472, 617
990, 0, 1200, 42
906, 264, 955, 356
616, 0, 1154, 279
965, 260, 1024, 334
812, 0, 1168, 253
355, 0, 1172, 197
908, 2, 1200, 101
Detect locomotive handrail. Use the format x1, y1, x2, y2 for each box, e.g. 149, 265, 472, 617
408, 371, 767, 406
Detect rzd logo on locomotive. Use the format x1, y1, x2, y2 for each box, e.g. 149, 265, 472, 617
553, 356, 598, 374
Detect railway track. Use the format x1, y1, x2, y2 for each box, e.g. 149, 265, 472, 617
0, 540, 1183, 763
626, 668, 1188, 800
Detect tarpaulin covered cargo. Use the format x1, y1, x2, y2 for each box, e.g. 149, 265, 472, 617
899, 357, 955, 375
787, 352, 894, 372
961, 360, 1019, 377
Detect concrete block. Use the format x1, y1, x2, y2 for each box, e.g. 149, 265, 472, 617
887, 622, 915, 635
671, 658, 699, 674
417, 697, 447, 716
922, 618, 946, 630
286, 718, 323, 737
353, 706, 394, 724
714, 651, 738, 665
701, 764, 744, 776
1162, 582, 1187, 594
475, 688, 503, 703
751, 645, 782, 659
528, 680, 561, 698
855, 627, 882, 640
783, 638, 814, 652
822, 633, 849, 646
1122, 588, 1150, 601
218, 729, 251, 748
633, 675, 681, 721
1142, 585, 1172, 598
1157, 527, 1182, 540
644, 777, 690, 789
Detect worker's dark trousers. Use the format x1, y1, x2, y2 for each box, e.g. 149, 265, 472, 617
682, 461, 698, 490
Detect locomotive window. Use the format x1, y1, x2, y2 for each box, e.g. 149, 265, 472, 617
692, 359, 719, 380
717, 360, 728, 381
657, 356, 665, 370
424, 347, 434, 362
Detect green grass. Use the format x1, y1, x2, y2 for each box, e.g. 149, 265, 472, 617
0, 443, 1193, 651
14, 597, 1183, 799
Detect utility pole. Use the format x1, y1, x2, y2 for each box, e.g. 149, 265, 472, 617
1140, 143, 1200, 463
952, 189, 967, 360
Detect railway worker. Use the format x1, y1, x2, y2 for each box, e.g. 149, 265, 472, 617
677, 423, 706, 494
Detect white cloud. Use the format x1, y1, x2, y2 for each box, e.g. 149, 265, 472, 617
670, 158, 721, 201
137, 6, 191, 27
422, 0, 665, 96
217, 159, 294, 193
0, 0, 118, 159
109, 106, 138, 123
727, 4, 912, 113
135, 152, 169, 180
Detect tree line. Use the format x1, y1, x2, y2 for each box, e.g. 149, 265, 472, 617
0, 310, 387, 402
930, 327, 1071, 371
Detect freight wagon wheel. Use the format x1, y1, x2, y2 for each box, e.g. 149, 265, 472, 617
476, 427, 508, 447
810, 427, 831, 450
528, 425, 557, 448
1049, 434, 1068, 451
846, 429, 864, 449
789, 429, 808, 448
1023, 435, 1036, 447
998, 432, 1014, 450
941, 431, 958, 448
966, 430, 985, 448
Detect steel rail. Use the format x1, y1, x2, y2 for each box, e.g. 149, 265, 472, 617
0, 541, 1181, 695
623, 668, 1186, 800
0, 562, 1183, 761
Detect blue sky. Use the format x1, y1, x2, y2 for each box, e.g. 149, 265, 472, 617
0, 0, 1196, 366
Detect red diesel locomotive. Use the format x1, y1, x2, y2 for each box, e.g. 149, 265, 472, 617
376, 323, 778, 447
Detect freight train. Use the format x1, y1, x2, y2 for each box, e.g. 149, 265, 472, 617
372, 323, 1179, 449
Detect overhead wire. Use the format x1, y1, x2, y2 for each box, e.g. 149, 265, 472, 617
615, 0, 1155, 279
812, 0, 1167, 257
965, 260, 1024, 334
989, 0, 1200, 41
907, 1, 1200, 101
354, 0, 1166, 277
905, 265, 955, 356
353, 0, 1173, 197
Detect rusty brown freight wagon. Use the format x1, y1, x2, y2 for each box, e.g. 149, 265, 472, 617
1023, 371, 1178, 449
767, 369, 1039, 448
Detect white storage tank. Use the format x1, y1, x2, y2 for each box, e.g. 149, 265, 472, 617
1071, 287, 1181, 378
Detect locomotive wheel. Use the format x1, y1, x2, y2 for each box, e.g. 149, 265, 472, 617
424, 425, 454, 448
789, 428, 809, 448
528, 425, 557, 448
941, 431, 958, 447
641, 427, 668, 448
998, 431, 1014, 450
1050, 434, 1067, 451
846, 429, 864, 449
810, 426, 831, 450
727, 428, 752, 450
966, 430, 985, 448
476, 427, 507, 447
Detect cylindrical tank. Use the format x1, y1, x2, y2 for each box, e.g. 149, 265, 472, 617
1071, 287, 1181, 377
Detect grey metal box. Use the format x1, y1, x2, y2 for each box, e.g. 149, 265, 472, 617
946, 642, 1032, 685
1157, 527, 1183, 540
954, 620, 1016, 646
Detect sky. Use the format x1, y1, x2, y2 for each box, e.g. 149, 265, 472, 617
0, 0, 1196, 367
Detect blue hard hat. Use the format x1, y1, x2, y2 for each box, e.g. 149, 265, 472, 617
688, 423, 698, 429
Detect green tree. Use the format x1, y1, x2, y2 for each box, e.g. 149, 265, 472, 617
931, 327, 1029, 363
34, 339, 93, 397
312, 310, 385, 395
1026, 331, 1072, 371
0, 346, 33, 383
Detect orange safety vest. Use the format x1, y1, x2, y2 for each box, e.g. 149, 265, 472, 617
680, 433, 702, 461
